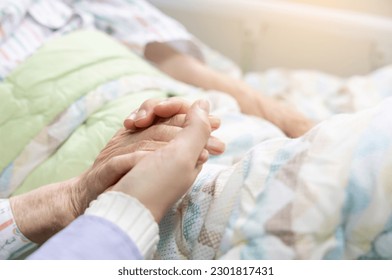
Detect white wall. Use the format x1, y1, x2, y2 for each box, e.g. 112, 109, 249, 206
150, 0, 392, 76
285, 0, 392, 17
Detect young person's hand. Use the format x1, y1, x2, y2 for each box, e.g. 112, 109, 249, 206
112, 99, 213, 222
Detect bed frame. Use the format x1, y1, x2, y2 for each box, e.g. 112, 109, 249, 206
150, 0, 392, 76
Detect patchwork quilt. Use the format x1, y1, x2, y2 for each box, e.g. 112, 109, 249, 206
161, 98, 392, 259
156, 67, 392, 259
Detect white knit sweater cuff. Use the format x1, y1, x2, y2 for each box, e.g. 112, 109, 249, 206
85, 191, 159, 259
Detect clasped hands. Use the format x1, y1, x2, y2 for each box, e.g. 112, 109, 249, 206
10, 98, 225, 243
75, 97, 225, 222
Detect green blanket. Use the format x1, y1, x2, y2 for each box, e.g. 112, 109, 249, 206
0, 30, 170, 196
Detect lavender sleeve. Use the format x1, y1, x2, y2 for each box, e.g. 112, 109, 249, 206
28, 215, 142, 260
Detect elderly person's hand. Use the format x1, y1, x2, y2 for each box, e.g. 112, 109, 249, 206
10, 98, 225, 243
123, 97, 194, 130
112, 99, 214, 222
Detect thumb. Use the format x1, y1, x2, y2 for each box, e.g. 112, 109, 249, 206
169, 99, 211, 164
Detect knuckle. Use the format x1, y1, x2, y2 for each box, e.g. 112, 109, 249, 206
104, 156, 122, 177
106, 157, 119, 175
141, 98, 162, 110
170, 114, 186, 127
152, 125, 180, 141
134, 139, 163, 151
134, 140, 152, 151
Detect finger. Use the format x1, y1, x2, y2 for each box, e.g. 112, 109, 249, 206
134, 97, 192, 129
126, 111, 223, 156
144, 121, 224, 155
123, 97, 192, 131
161, 114, 221, 131
123, 98, 163, 131
153, 98, 191, 118
209, 116, 221, 131
207, 136, 226, 155
166, 99, 212, 165
144, 125, 182, 142
197, 149, 209, 165
144, 110, 226, 155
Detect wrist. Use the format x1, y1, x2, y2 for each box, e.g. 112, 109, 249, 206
68, 174, 91, 219
111, 183, 167, 223
10, 177, 81, 244
86, 192, 159, 259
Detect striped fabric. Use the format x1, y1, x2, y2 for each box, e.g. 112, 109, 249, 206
0, 0, 86, 79
0, 0, 32, 43
69, 0, 193, 55
0, 0, 194, 80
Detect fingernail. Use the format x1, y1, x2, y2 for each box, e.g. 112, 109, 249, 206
158, 99, 169, 105
135, 109, 147, 120
197, 99, 210, 113
127, 112, 137, 121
